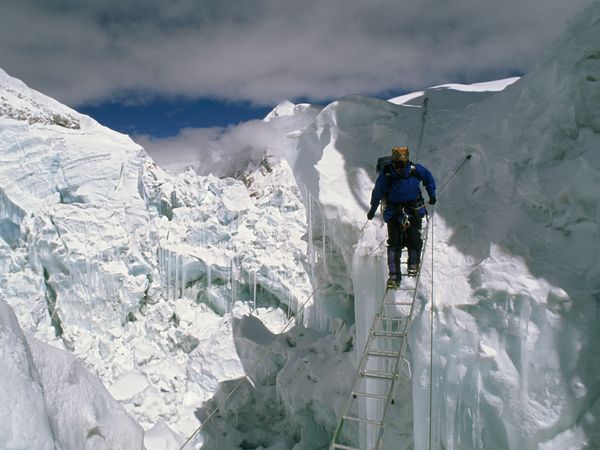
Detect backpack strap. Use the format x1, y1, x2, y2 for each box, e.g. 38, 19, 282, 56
409, 163, 422, 181
394, 162, 420, 180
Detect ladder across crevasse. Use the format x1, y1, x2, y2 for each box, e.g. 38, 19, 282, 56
329, 218, 430, 450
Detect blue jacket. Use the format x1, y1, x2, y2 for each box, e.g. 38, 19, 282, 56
370, 162, 436, 222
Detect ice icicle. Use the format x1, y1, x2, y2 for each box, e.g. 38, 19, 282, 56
158, 246, 163, 276
229, 258, 235, 313
322, 215, 326, 279
253, 271, 257, 312
519, 296, 531, 402
181, 256, 187, 299
207, 264, 212, 293
174, 253, 180, 300
346, 266, 350, 307
166, 248, 172, 298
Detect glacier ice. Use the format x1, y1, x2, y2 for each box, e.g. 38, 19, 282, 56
0, 297, 144, 449
1, 2, 600, 449
1, 64, 317, 445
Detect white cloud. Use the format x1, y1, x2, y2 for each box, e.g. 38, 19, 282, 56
0, 0, 594, 107
137, 103, 321, 176
136, 119, 294, 177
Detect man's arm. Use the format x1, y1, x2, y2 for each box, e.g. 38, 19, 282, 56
416, 164, 436, 203
367, 172, 388, 219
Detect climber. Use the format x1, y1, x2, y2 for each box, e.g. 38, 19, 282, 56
367, 146, 436, 289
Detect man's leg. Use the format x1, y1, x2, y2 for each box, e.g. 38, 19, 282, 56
406, 215, 423, 269
387, 219, 403, 282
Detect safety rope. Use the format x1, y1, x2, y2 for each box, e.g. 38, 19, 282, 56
179, 219, 370, 449
437, 154, 472, 195
414, 96, 429, 161
428, 209, 435, 450
424, 153, 471, 450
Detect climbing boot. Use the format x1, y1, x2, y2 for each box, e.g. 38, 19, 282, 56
386, 278, 400, 290
407, 264, 420, 277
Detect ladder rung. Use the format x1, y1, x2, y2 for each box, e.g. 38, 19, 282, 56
383, 300, 414, 305
352, 391, 389, 400
332, 444, 360, 450
366, 349, 401, 358
362, 370, 395, 380
343, 415, 383, 426
372, 330, 406, 338
378, 316, 408, 322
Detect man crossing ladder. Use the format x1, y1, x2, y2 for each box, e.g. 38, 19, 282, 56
367, 146, 436, 289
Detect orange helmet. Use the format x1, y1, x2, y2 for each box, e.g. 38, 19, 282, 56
391, 146, 409, 162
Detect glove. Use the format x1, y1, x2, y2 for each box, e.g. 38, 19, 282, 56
429, 196, 436, 205
367, 206, 377, 220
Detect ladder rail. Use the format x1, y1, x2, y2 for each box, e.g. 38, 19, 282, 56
329, 288, 390, 446
373, 219, 430, 450
330, 217, 431, 450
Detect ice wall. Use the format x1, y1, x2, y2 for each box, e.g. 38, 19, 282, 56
0, 298, 54, 449
281, 3, 600, 449
0, 298, 144, 449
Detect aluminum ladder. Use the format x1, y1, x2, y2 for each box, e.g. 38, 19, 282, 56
329, 219, 430, 450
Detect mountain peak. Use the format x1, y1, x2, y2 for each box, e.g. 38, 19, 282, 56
0, 68, 80, 129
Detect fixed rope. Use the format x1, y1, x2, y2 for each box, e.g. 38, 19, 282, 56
437, 155, 471, 194
428, 209, 435, 450
179, 219, 370, 449
414, 96, 429, 161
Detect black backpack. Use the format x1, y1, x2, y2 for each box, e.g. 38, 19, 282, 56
376, 156, 420, 180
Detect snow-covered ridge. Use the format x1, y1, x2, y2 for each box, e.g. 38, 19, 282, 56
387, 76, 520, 105
0, 68, 81, 129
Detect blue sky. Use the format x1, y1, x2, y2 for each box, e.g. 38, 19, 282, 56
79, 98, 273, 138
0, 0, 594, 168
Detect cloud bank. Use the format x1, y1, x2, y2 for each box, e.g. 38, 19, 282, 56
0, 0, 593, 107
137, 103, 321, 176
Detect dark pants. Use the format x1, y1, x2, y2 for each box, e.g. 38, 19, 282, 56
387, 213, 423, 280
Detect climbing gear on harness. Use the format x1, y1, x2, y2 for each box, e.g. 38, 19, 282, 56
398, 207, 411, 230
